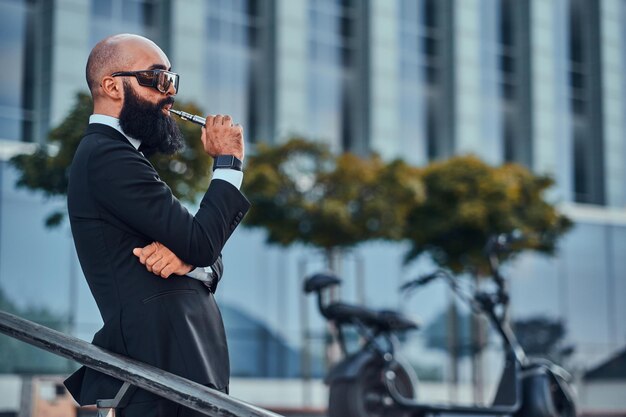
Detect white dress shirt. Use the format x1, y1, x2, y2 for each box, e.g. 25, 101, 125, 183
89, 114, 242, 283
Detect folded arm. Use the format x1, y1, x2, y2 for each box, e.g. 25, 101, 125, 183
133, 242, 224, 291
88, 143, 249, 267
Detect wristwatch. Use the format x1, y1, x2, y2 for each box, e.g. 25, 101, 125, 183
212, 155, 243, 171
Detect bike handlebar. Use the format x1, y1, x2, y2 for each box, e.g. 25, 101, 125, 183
401, 232, 525, 294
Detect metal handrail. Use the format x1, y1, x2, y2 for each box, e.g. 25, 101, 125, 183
0, 310, 283, 417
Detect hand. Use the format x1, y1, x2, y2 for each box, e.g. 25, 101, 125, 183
201, 114, 245, 161
132, 242, 193, 279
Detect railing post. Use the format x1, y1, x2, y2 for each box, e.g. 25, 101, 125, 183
96, 381, 137, 416
17, 377, 33, 417
98, 408, 115, 417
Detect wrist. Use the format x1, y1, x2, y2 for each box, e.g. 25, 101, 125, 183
213, 155, 243, 171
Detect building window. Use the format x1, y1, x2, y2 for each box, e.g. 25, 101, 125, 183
0, 0, 37, 142
500, 0, 518, 162
398, 0, 445, 162
204, 0, 269, 143
307, 0, 357, 152
568, 0, 604, 204
89, 0, 161, 48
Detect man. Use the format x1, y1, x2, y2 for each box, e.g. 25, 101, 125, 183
63, 33, 249, 417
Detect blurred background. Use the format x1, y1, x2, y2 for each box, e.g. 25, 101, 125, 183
1, 0, 626, 416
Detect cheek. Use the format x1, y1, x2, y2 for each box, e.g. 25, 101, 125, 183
131, 85, 160, 103
143, 92, 162, 105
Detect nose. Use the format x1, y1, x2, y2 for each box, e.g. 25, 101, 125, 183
166, 77, 178, 96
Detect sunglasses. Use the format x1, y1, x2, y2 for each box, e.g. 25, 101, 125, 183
111, 69, 179, 94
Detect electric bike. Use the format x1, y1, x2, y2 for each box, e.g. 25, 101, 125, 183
303, 233, 577, 417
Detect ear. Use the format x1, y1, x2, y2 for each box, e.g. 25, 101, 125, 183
100, 76, 124, 100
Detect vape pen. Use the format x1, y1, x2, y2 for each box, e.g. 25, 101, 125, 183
170, 109, 206, 126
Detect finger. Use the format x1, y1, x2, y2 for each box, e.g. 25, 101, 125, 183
158, 251, 175, 265
213, 114, 224, 126
133, 248, 147, 265
142, 242, 158, 254
151, 259, 166, 275
139, 243, 158, 262
160, 265, 174, 279
222, 115, 233, 126
156, 252, 177, 274
145, 252, 162, 268
205, 115, 215, 126
144, 242, 163, 263
200, 126, 209, 148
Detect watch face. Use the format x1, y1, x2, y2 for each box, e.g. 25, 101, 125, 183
215, 155, 235, 168
213, 155, 242, 171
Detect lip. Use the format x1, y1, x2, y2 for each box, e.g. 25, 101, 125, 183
162, 103, 172, 115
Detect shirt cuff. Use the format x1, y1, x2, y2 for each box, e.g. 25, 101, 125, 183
212, 169, 243, 190
187, 266, 213, 282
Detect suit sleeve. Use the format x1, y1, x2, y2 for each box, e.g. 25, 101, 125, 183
87, 141, 250, 267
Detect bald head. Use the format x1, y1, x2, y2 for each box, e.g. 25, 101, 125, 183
86, 34, 166, 96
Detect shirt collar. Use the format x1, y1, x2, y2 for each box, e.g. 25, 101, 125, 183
89, 114, 141, 150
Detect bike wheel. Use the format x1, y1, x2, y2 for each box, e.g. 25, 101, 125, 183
328, 359, 415, 417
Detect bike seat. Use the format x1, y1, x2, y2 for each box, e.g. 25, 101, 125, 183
325, 303, 420, 332
377, 309, 421, 332
303, 272, 341, 293
324, 302, 379, 324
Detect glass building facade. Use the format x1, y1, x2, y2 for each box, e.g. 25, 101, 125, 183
0, 0, 40, 143
1, 0, 626, 409
90, 0, 163, 47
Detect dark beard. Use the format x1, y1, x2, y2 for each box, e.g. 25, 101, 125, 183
118, 81, 184, 156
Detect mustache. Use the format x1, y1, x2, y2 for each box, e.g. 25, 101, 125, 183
159, 96, 175, 108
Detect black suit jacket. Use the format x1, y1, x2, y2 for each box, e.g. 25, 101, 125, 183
64, 123, 250, 405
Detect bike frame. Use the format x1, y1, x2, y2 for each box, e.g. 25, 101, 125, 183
324, 245, 528, 415
380, 294, 524, 415
326, 297, 525, 415
377, 235, 574, 416
306, 233, 576, 417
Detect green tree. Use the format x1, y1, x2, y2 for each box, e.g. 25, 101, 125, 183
10, 92, 211, 227
241, 138, 424, 266
403, 155, 572, 274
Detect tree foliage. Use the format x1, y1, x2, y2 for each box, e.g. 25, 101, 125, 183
403, 156, 572, 274
10, 92, 211, 227
241, 138, 424, 250
11, 93, 571, 273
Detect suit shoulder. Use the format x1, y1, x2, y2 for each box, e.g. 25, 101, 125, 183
74, 132, 143, 164
76, 132, 134, 156
72, 132, 151, 180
